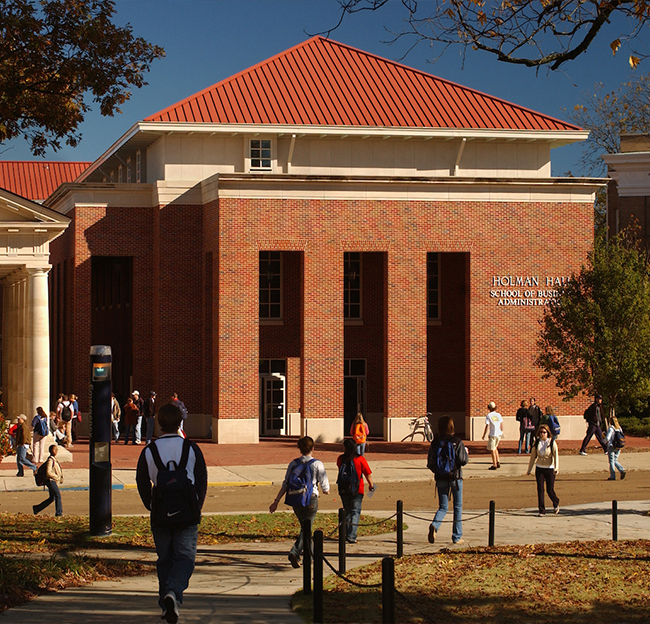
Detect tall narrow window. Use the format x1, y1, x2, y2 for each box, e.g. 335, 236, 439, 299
118, 165, 123, 183
344, 252, 361, 320
427, 252, 440, 321
259, 251, 282, 320
250, 139, 272, 171
136, 150, 142, 183
126, 157, 132, 183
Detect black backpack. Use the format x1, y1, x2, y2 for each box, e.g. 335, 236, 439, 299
34, 461, 49, 487
337, 457, 360, 497
61, 404, 72, 422
148, 438, 201, 528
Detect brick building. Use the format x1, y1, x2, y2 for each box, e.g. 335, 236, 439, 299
41, 37, 601, 443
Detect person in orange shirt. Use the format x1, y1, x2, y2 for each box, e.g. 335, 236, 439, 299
350, 412, 369, 456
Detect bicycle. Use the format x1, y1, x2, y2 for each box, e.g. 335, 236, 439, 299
406, 412, 434, 442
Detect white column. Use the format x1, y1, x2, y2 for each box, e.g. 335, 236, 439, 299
26, 268, 50, 417
15, 279, 25, 416
23, 275, 33, 417
2, 281, 14, 417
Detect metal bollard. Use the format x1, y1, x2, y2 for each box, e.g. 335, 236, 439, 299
488, 500, 495, 547
338, 507, 347, 573
314, 530, 324, 624
612, 500, 618, 541
302, 518, 312, 595
382, 557, 395, 624
396, 500, 404, 558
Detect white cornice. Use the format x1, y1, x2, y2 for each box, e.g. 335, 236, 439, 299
77, 121, 590, 184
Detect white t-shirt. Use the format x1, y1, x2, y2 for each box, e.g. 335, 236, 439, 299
485, 411, 503, 437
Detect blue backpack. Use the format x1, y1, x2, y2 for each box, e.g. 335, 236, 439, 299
337, 458, 360, 497
613, 429, 626, 449
428, 439, 457, 479
285, 458, 316, 508
548, 415, 561, 437
35, 416, 49, 437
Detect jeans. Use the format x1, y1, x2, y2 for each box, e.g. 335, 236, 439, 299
431, 479, 463, 543
580, 423, 607, 453
341, 493, 363, 542
290, 495, 318, 558
535, 466, 559, 513
518, 431, 532, 454
608, 449, 625, 479
124, 424, 136, 444
112, 420, 120, 442
34, 479, 62, 516
135, 416, 143, 444
16, 445, 37, 476
152, 523, 198, 608
356, 443, 366, 456
146, 417, 155, 443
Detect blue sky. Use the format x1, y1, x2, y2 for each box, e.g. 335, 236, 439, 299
2, 0, 647, 176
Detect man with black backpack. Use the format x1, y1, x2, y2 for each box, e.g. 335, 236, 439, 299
136, 403, 208, 624
427, 415, 468, 545
269, 436, 329, 569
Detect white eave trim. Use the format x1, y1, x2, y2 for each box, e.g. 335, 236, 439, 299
77, 120, 589, 182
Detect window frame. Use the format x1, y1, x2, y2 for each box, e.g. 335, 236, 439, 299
427, 252, 441, 325
247, 137, 275, 173
344, 251, 363, 324
259, 250, 283, 324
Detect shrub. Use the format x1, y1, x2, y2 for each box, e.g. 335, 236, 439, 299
0, 413, 13, 460
618, 416, 650, 437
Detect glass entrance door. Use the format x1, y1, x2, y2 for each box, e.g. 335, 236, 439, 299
261, 373, 286, 435
344, 359, 366, 433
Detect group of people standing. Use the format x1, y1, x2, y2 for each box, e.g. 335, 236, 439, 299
111, 390, 188, 446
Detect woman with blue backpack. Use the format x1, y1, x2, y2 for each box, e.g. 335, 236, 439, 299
336, 438, 375, 544
605, 415, 626, 480
427, 415, 468, 545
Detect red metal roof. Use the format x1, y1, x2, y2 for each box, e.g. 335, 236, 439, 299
0, 161, 90, 201
146, 36, 580, 132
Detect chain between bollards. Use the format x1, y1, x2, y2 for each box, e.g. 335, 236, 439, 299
313, 530, 324, 624
339, 507, 347, 573
612, 500, 618, 541
488, 500, 495, 547
382, 557, 395, 624
302, 518, 312, 595
396, 500, 404, 558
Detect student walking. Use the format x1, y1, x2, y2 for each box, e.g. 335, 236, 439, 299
579, 394, 608, 455
482, 402, 503, 470
15, 414, 37, 477
527, 424, 560, 516
427, 415, 468, 545
269, 436, 329, 569
136, 403, 208, 624
350, 412, 369, 455
605, 416, 626, 480
33, 445, 63, 517
336, 438, 374, 544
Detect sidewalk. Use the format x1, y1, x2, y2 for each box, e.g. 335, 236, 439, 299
2, 449, 649, 492
2, 497, 649, 623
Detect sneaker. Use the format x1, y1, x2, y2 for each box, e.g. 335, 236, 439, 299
579, 451, 587, 456
32, 505, 38, 515
428, 525, 436, 544
621, 471, 626, 480
607, 477, 616, 481
288, 553, 300, 569
453, 538, 465, 545
488, 466, 497, 470
135, 441, 142, 445
497, 462, 501, 468
163, 593, 179, 624
554, 505, 560, 515
346, 538, 357, 544
538, 512, 546, 517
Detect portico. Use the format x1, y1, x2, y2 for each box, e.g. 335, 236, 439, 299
0, 188, 69, 419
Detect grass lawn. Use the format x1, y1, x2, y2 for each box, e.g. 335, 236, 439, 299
293, 540, 650, 623
0, 511, 397, 613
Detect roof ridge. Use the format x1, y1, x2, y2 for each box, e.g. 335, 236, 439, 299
317, 37, 580, 131
145, 36, 323, 122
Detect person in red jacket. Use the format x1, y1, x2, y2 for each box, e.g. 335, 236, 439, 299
336, 438, 374, 544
